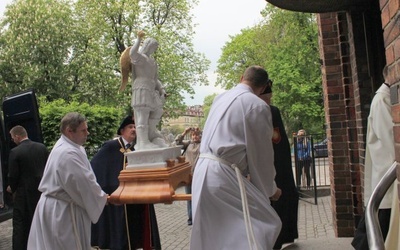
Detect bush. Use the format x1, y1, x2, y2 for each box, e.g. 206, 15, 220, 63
39, 98, 124, 158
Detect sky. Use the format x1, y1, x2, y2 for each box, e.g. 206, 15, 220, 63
186, 0, 266, 105
0, 0, 267, 105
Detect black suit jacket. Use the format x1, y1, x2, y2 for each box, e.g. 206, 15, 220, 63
8, 139, 49, 194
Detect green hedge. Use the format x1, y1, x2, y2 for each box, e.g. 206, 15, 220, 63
39, 99, 124, 157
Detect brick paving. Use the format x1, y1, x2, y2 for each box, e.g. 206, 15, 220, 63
0, 187, 353, 250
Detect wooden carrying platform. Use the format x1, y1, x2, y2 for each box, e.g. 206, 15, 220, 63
108, 156, 192, 204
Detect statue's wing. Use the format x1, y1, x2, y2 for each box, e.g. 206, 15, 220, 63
119, 46, 132, 92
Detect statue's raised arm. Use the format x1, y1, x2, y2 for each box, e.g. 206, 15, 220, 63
119, 31, 145, 92
130, 30, 146, 65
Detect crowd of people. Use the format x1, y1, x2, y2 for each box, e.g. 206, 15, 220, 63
2, 29, 395, 250
1, 64, 302, 250
1, 62, 302, 250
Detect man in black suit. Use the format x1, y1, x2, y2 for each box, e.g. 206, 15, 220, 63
91, 115, 161, 250
7, 125, 49, 250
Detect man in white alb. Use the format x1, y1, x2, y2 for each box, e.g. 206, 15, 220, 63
352, 66, 395, 249
28, 112, 108, 250
190, 65, 282, 250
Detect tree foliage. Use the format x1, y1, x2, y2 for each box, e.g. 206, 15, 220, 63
216, 5, 324, 134
200, 93, 217, 128
0, 0, 75, 100
0, 0, 210, 118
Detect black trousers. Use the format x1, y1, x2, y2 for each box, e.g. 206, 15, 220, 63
351, 208, 391, 250
297, 159, 311, 187
12, 191, 40, 250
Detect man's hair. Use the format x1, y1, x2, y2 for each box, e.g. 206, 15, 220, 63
383, 65, 389, 81
60, 112, 87, 133
242, 65, 269, 88
10, 125, 27, 137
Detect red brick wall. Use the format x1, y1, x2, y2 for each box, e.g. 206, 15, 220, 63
317, 7, 385, 236
381, 0, 400, 215
317, 12, 356, 237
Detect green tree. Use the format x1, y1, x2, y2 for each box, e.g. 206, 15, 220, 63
216, 5, 324, 134
200, 93, 217, 127
0, 0, 210, 118
216, 28, 263, 89
0, 0, 75, 100
258, 6, 323, 134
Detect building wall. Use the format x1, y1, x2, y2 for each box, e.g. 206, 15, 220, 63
317, 3, 389, 236
266, 0, 399, 238
166, 105, 204, 131
167, 115, 202, 129
317, 12, 355, 237
381, 0, 400, 225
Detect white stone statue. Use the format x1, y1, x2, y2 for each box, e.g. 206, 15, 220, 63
120, 30, 168, 150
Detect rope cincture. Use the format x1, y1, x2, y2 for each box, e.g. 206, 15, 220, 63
70, 204, 83, 250
199, 154, 259, 250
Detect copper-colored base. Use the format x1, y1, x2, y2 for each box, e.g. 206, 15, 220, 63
109, 158, 192, 204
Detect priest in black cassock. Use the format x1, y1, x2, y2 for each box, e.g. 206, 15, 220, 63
91, 116, 161, 250
259, 81, 299, 250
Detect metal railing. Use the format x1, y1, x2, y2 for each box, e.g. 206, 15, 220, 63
366, 161, 398, 250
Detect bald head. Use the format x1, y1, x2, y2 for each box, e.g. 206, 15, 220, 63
383, 65, 390, 84
242, 66, 270, 88
240, 65, 270, 96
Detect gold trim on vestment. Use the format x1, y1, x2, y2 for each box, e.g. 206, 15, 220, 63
118, 138, 132, 154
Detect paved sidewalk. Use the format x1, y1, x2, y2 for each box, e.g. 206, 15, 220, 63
154, 189, 353, 250
0, 188, 353, 250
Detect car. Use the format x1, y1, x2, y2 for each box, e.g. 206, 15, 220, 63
314, 138, 328, 158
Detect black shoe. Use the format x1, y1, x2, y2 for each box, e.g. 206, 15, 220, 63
187, 220, 192, 226
0, 205, 8, 212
